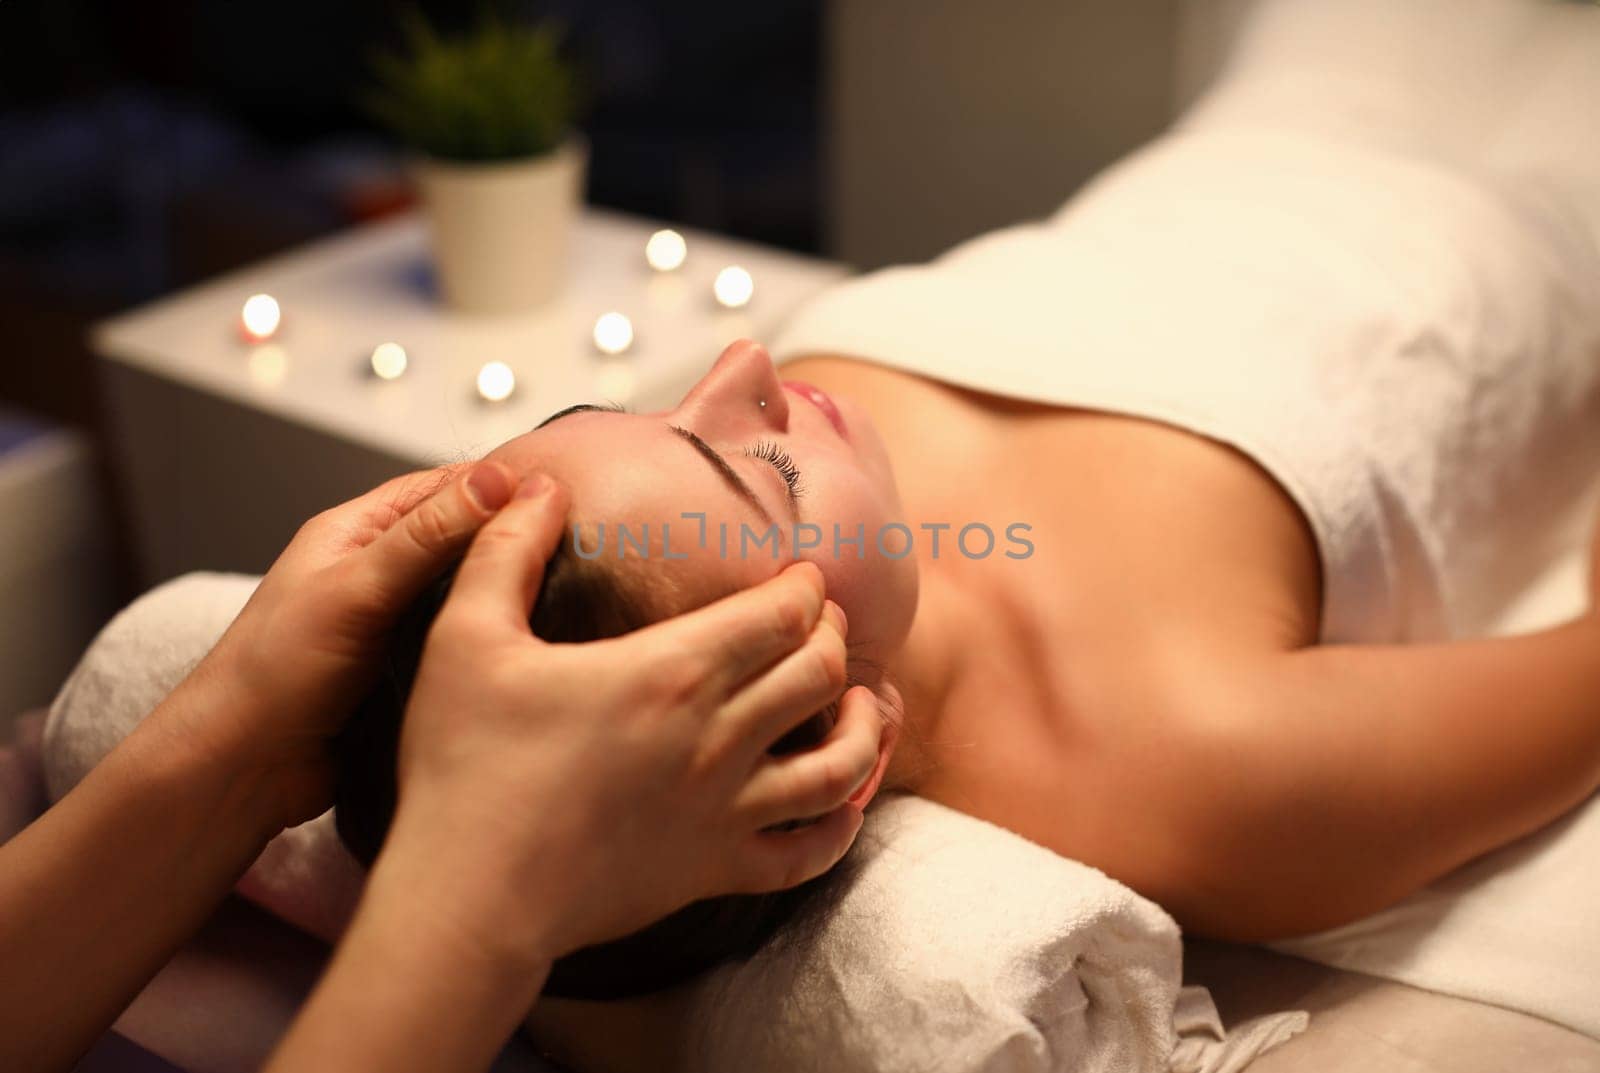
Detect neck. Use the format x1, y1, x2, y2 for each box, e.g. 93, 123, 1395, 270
879, 567, 972, 795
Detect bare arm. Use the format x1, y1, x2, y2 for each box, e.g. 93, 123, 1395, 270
258, 824, 557, 1073
0, 675, 281, 1072
0, 464, 522, 1072
1165, 612, 1600, 940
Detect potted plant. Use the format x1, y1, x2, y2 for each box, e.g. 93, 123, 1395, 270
369, 10, 583, 314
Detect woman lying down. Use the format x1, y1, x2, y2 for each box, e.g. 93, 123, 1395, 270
339, 84, 1600, 1016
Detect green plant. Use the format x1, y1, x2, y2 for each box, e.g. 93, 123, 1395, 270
368, 9, 577, 162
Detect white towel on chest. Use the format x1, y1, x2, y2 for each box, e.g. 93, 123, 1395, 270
772, 3, 1600, 647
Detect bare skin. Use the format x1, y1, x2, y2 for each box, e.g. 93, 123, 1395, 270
783, 354, 1322, 929
525, 344, 1600, 1070
783, 353, 1600, 940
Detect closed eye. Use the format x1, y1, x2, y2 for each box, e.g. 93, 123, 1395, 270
536, 403, 801, 523
745, 439, 805, 505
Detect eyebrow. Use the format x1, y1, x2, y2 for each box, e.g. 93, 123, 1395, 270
667, 424, 779, 530
534, 401, 626, 429
535, 402, 784, 533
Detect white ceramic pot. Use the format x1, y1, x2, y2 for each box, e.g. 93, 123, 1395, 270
415, 138, 586, 314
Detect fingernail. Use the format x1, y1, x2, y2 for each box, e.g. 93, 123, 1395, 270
825, 600, 848, 636
514, 472, 553, 500
466, 463, 514, 511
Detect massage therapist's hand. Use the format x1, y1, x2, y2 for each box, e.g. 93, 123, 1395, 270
0, 462, 524, 1073
264, 473, 881, 1073
382, 473, 880, 967
183, 461, 522, 829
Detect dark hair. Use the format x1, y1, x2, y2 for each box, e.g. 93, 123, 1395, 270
334, 541, 852, 1000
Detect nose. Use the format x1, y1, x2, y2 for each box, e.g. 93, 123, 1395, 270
675, 338, 790, 436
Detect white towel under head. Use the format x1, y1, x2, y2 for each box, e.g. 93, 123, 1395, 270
687, 790, 1306, 1072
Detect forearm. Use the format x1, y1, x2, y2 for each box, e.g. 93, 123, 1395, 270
1185, 613, 1600, 937
0, 683, 282, 1071
265, 821, 554, 1073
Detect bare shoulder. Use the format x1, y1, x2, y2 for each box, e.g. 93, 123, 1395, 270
786, 351, 1325, 652
783, 352, 1335, 920
907, 417, 1322, 909
909, 616, 1261, 917
1024, 409, 1325, 653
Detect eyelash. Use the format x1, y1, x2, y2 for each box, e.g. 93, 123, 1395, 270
748, 439, 806, 501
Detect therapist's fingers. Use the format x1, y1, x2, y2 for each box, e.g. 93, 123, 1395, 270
713, 600, 849, 762
343, 461, 518, 609
347, 464, 464, 529
726, 803, 865, 895
732, 685, 883, 831
443, 474, 569, 632
638, 561, 827, 698
309, 464, 464, 551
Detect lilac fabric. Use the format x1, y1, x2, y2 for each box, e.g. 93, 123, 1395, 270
0, 411, 48, 457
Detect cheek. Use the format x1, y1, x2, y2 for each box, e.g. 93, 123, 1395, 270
795, 466, 907, 633
810, 554, 871, 616
802, 525, 918, 664
809, 458, 896, 532
831, 401, 900, 504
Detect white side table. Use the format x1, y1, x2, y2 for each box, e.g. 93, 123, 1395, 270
92, 209, 847, 585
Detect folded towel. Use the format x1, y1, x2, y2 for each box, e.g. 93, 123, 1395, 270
678, 791, 1307, 1073
43, 572, 1306, 1072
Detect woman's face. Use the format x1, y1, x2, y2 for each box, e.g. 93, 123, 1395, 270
484, 339, 919, 668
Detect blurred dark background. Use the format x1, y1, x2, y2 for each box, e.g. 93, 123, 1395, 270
0, 0, 1179, 635
0, 0, 825, 428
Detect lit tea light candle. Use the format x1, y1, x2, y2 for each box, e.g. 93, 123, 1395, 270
592, 311, 635, 355
240, 293, 282, 342
369, 341, 408, 380
713, 265, 753, 309
476, 360, 516, 402
645, 228, 687, 272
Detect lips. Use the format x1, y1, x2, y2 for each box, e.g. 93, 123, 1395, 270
782, 380, 848, 439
